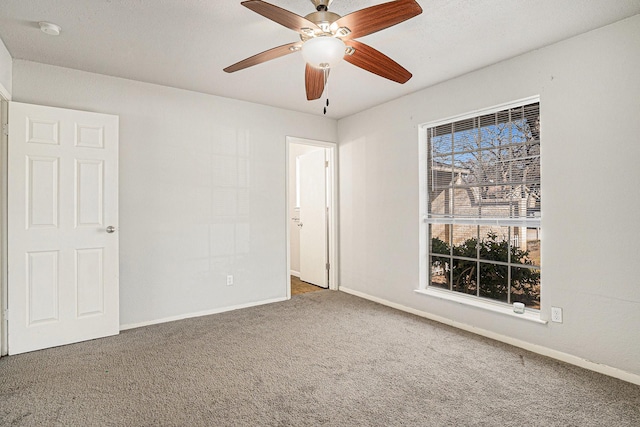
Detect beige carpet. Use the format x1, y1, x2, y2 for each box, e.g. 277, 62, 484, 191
1, 290, 639, 426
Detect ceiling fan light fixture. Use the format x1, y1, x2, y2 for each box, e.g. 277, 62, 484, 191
301, 36, 345, 69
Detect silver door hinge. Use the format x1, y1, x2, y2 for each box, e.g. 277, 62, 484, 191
2, 123, 7, 136
326, 262, 330, 270
325, 160, 329, 168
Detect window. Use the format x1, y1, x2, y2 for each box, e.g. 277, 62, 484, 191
423, 99, 541, 309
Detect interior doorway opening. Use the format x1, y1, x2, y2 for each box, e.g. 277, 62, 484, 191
286, 137, 338, 298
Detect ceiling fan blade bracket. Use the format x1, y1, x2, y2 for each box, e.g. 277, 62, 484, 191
300, 28, 316, 38
333, 26, 351, 38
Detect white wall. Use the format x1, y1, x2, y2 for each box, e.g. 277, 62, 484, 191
288, 143, 323, 276
11, 60, 337, 327
338, 15, 640, 377
0, 37, 11, 98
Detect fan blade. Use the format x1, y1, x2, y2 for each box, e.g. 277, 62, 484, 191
224, 42, 301, 73
305, 65, 326, 100
343, 40, 412, 83
242, 0, 321, 34
332, 0, 422, 40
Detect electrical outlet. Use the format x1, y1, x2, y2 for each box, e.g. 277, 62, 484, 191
226, 275, 233, 286
551, 307, 563, 323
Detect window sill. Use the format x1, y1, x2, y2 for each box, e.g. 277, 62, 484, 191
414, 288, 547, 325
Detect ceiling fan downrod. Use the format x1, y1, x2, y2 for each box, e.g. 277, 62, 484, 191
311, 0, 333, 12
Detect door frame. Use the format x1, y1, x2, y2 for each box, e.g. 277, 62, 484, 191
285, 136, 338, 299
0, 84, 10, 356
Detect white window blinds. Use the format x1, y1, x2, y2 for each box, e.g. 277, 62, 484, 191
426, 101, 540, 227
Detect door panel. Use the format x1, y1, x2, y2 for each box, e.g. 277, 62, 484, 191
76, 248, 105, 317
8, 102, 119, 354
299, 149, 328, 288
28, 156, 59, 228
76, 159, 104, 226
27, 250, 59, 325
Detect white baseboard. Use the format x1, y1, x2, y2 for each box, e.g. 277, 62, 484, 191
119, 296, 288, 331
290, 270, 300, 278
339, 286, 640, 386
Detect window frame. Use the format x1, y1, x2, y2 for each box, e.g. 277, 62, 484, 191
418, 96, 541, 315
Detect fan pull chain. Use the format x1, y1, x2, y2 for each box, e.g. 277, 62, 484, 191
323, 68, 330, 115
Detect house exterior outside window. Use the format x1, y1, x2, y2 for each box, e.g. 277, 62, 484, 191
422, 98, 541, 309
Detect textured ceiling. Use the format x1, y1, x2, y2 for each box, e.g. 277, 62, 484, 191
1, 0, 639, 118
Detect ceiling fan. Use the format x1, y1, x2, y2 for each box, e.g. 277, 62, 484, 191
224, 0, 423, 103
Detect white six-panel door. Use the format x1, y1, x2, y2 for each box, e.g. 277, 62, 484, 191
8, 102, 119, 354
299, 148, 328, 288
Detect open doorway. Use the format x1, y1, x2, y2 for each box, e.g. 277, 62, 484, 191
286, 137, 338, 298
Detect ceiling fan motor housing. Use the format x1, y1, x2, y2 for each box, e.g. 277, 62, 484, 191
304, 10, 341, 35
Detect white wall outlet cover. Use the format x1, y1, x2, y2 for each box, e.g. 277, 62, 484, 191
551, 307, 563, 323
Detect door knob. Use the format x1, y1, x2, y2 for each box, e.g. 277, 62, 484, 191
106, 226, 116, 233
